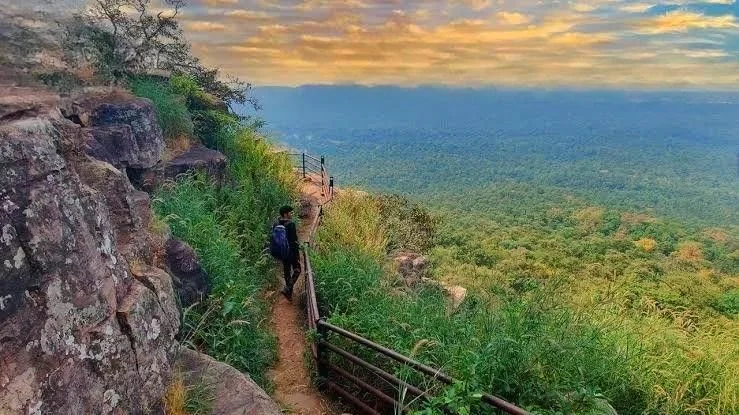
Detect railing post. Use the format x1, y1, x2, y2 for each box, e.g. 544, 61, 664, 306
302, 152, 307, 178
329, 176, 334, 199
316, 320, 329, 384
320, 156, 325, 197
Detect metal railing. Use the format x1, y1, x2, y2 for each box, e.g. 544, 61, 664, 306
296, 154, 529, 415
288, 152, 334, 199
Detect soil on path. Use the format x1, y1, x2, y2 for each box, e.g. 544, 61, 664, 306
268, 174, 335, 415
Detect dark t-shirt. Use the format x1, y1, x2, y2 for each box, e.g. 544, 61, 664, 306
278, 218, 299, 256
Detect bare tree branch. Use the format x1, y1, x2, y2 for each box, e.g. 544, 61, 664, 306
64, 0, 258, 109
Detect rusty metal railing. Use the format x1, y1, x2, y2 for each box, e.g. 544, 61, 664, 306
296, 154, 529, 415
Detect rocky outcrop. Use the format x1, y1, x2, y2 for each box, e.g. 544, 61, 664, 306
177, 348, 282, 415
62, 89, 166, 170
165, 144, 227, 183
0, 86, 60, 121
395, 251, 466, 311
394, 253, 429, 287
164, 238, 210, 308
421, 277, 468, 312
0, 86, 179, 414
128, 144, 228, 193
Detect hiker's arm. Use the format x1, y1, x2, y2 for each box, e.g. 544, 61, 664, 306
288, 222, 299, 245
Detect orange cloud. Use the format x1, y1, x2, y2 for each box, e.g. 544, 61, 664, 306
637, 11, 737, 33
180, 0, 738, 88
497, 12, 531, 25
186, 21, 229, 32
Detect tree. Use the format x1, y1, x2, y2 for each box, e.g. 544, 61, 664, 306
64, 0, 257, 109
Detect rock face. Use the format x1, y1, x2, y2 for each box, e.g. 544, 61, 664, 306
394, 253, 429, 287
164, 238, 210, 308
0, 86, 179, 414
165, 144, 227, 183
128, 144, 228, 193
177, 348, 282, 415
63, 89, 166, 170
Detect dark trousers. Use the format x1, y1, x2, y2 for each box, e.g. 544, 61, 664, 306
282, 251, 301, 292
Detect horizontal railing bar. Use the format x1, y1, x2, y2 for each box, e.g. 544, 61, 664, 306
327, 381, 382, 415
319, 340, 429, 400
481, 394, 530, 415
319, 320, 529, 415
304, 167, 322, 174
319, 320, 451, 382
324, 361, 400, 409
304, 253, 320, 328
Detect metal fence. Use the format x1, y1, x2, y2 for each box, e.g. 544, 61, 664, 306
288, 152, 333, 199
297, 154, 529, 415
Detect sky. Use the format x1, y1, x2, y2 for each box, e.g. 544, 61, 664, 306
10, 0, 739, 88
173, 0, 739, 88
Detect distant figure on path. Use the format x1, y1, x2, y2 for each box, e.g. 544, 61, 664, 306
271, 205, 301, 300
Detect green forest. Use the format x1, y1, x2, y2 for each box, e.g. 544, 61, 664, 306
259, 89, 739, 414
311, 187, 737, 414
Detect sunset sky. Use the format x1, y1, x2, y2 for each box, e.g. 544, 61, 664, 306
13, 0, 737, 88
173, 0, 739, 88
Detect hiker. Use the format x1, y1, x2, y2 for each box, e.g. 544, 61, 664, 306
270, 205, 301, 299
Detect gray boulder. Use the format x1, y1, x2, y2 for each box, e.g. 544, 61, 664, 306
165, 144, 227, 182
164, 238, 210, 308
177, 348, 282, 415
393, 253, 429, 287
128, 144, 228, 193
0, 87, 179, 414
62, 88, 166, 170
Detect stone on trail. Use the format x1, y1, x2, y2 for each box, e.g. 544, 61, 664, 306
177, 348, 282, 415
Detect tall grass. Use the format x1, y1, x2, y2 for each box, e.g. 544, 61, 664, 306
129, 76, 194, 141
312, 192, 738, 414
147, 76, 298, 387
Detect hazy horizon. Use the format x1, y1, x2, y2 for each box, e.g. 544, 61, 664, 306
244, 85, 739, 228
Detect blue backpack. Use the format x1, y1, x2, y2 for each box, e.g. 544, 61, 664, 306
270, 222, 290, 260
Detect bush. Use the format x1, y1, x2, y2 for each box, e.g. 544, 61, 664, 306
375, 194, 439, 253
713, 289, 739, 316
129, 77, 194, 141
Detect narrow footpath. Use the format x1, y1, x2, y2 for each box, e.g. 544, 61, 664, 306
268, 174, 335, 414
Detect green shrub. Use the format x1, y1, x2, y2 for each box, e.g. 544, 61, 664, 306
155, 175, 276, 386
713, 289, 739, 316
375, 193, 439, 253
129, 77, 194, 141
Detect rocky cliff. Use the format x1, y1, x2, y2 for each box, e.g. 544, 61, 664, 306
0, 85, 181, 414
0, 83, 283, 415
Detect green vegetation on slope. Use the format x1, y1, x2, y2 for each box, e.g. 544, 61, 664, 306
312, 190, 738, 415
130, 77, 195, 141
131, 75, 297, 387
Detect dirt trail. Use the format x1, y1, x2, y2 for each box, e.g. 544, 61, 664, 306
268, 174, 334, 414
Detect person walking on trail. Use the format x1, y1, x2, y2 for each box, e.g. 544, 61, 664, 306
271, 205, 301, 300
